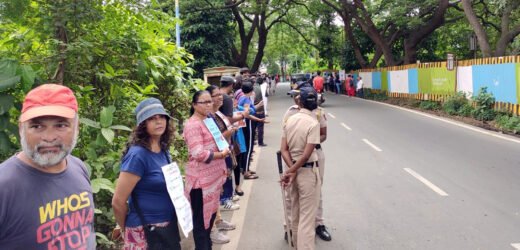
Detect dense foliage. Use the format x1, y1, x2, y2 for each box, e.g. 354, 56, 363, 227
181, 0, 234, 78
443, 92, 470, 115
471, 87, 496, 121
0, 0, 205, 247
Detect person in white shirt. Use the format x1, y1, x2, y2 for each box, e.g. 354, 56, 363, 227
260, 76, 269, 115
356, 77, 364, 98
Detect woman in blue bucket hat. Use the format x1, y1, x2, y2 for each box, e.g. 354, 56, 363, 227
112, 97, 181, 249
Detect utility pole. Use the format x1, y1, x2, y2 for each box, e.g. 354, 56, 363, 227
175, 0, 180, 48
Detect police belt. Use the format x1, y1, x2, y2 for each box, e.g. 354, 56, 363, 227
315, 144, 321, 150
292, 161, 318, 168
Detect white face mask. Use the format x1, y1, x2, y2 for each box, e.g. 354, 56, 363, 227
20, 124, 78, 168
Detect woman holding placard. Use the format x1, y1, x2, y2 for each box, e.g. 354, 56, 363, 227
184, 90, 229, 249
112, 98, 181, 249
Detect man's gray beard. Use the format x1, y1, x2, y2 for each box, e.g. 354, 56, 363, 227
20, 128, 78, 169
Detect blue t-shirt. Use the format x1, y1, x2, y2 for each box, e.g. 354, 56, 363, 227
120, 145, 175, 227
0, 155, 96, 249
238, 96, 256, 115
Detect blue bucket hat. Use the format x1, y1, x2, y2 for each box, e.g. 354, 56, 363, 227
135, 98, 171, 125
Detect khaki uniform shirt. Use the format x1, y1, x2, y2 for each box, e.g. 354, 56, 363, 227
282, 109, 321, 163
283, 105, 327, 129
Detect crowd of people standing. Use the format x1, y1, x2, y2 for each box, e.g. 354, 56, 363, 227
0, 67, 273, 249
0, 68, 351, 249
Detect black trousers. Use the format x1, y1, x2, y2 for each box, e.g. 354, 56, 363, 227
256, 113, 265, 145
190, 189, 216, 250
243, 119, 254, 172
235, 152, 245, 185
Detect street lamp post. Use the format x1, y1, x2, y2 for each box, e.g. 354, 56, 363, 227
469, 33, 477, 59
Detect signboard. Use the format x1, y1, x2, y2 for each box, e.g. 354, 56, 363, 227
162, 163, 193, 238
339, 70, 346, 81
203, 118, 229, 151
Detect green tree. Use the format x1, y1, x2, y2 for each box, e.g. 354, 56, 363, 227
181, 0, 235, 78
461, 0, 520, 57
1, 1, 199, 246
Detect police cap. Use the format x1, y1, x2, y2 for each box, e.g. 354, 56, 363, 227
299, 87, 317, 103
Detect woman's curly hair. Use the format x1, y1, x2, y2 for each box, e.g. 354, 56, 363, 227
122, 116, 174, 157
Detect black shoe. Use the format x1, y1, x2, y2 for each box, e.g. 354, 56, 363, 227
259, 143, 267, 147
235, 190, 244, 196
316, 225, 332, 241
284, 230, 293, 245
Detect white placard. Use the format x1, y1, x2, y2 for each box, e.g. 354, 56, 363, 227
339, 70, 346, 81
162, 163, 193, 238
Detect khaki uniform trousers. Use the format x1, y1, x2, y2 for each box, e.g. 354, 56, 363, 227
284, 148, 326, 227
315, 148, 325, 226
289, 166, 321, 250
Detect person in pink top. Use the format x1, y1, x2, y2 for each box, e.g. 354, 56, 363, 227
183, 90, 230, 249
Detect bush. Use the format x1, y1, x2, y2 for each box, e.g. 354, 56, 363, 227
458, 103, 474, 117
471, 87, 496, 121
419, 100, 440, 110
495, 114, 520, 134
405, 98, 421, 108
364, 90, 388, 101
443, 92, 469, 115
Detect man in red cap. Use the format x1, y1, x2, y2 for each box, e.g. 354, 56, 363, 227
0, 84, 96, 249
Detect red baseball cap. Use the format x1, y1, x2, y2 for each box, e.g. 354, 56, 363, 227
20, 84, 78, 122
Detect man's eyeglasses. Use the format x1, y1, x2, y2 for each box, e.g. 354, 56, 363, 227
211, 93, 223, 98
196, 101, 213, 105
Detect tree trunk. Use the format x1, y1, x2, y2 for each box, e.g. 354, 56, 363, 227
343, 13, 367, 68
228, 0, 258, 68
461, 0, 492, 57
494, 1, 520, 56
251, 18, 267, 73
53, 22, 67, 84
403, 0, 449, 64
350, 0, 396, 66
323, 0, 369, 68
368, 47, 383, 68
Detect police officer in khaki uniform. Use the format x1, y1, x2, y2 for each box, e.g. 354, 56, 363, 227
283, 82, 331, 242
280, 86, 321, 250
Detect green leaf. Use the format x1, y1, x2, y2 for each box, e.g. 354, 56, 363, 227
79, 117, 101, 128
95, 133, 106, 146
0, 131, 13, 153
101, 128, 115, 143
95, 232, 111, 243
0, 59, 18, 77
104, 63, 115, 76
151, 70, 162, 80
100, 106, 114, 127
0, 76, 21, 92
137, 59, 147, 78
84, 162, 92, 178
0, 114, 9, 129
94, 208, 102, 214
143, 84, 157, 94
109, 125, 132, 131
19, 65, 36, 92
0, 94, 14, 115
6, 123, 19, 141
91, 177, 115, 193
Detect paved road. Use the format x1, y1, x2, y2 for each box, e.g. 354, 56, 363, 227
212, 82, 520, 250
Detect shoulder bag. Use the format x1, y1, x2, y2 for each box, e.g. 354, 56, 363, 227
131, 150, 181, 250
